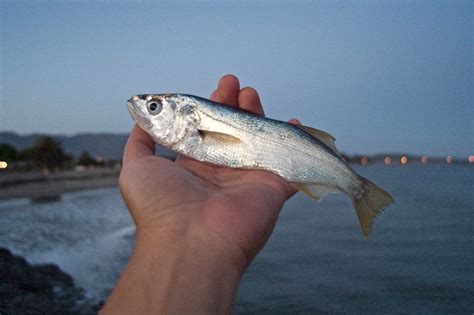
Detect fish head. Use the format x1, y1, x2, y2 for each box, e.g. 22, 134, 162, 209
127, 94, 197, 147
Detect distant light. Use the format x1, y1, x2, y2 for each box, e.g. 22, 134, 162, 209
95, 156, 103, 163
0, 161, 8, 169
361, 157, 369, 165
400, 156, 408, 165
421, 156, 428, 164
384, 156, 391, 165
468, 155, 474, 164
446, 155, 453, 164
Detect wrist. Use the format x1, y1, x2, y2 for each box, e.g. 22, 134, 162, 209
103, 224, 243, 314
112, 226, 241, 314
134, 209, 252, 274
133, 227, 243, 314
136, 222, 249, 275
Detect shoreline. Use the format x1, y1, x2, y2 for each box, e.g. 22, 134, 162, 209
1, 163, 470, 202
0, 168, 120, 201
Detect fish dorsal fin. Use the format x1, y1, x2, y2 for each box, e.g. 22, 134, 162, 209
199, 130, 243, 144
290, 182, 340, 201
294, 125, 340, 155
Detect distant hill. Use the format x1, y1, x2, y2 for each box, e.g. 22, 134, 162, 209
0, 131, 174, 160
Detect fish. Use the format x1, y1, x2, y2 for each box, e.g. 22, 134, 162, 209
127, 93, 394, 237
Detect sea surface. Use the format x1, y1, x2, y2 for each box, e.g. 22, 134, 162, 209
0, 165, 473, 314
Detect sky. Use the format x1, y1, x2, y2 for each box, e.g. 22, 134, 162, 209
1, 1, 472, 156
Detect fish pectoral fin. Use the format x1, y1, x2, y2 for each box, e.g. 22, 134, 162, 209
294, 125, 340, 155
291, 183, 339, 201
199, 130, 243, 144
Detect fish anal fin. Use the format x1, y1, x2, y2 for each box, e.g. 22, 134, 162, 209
199, 130, 243, 144
294, 125, 340, 154
291, 183, 320, 200
291, 182, 339, 201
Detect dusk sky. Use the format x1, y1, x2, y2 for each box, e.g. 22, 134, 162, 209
1, 1, 472, 156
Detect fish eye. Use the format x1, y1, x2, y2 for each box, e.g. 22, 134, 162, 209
147, 101, 162, 115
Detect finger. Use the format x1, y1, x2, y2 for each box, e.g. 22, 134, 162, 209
214, 74, 240, 107
288, 118, 301, 125
238, 87, 264, 116
123, 125, 155, 166
210, 90, 219, 101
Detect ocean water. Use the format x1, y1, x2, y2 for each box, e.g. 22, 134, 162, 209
0, 165, 473, 313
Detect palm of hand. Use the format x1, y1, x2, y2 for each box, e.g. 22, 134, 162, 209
120, 75, 294, 269
121, 154, 291, 264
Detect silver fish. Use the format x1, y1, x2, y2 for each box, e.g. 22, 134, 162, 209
127, 93, 394, 237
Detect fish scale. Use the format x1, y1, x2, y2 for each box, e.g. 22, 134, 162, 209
194, 100, 345, 181
127, 93, 394, 237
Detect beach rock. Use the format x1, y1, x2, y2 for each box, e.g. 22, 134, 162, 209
0, 247, 100, 314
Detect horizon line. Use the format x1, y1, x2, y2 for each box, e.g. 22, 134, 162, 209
1, 130, 471, 159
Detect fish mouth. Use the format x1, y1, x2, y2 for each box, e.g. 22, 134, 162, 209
127, 99, 152, 130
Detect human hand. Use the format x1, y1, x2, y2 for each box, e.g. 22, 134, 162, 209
103, 75, 299, 314
119, 74, 296, 271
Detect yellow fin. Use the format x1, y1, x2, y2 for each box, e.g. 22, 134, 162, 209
294, 125, 340, 155
353, 177, 394, 238
291, 183, 340, 201
291, 183, 321, 200
199, 130, 243, 144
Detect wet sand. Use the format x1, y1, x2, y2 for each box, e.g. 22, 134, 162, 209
0, 169, 119, 201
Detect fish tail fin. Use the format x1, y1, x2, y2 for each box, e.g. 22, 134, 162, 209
352, 177, 394, 238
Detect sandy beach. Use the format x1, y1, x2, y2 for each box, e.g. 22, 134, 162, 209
0, 168, 120, 201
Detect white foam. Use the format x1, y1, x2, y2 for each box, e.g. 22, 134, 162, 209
28, 224, 136, 301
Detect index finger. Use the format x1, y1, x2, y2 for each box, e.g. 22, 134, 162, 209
122, 125, 155, 166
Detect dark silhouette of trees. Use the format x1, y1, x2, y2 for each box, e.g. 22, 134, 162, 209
77, 151, 96, 166
30, 137, 72, 171
17, 148, 35, 168
0, 144, 17, 162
